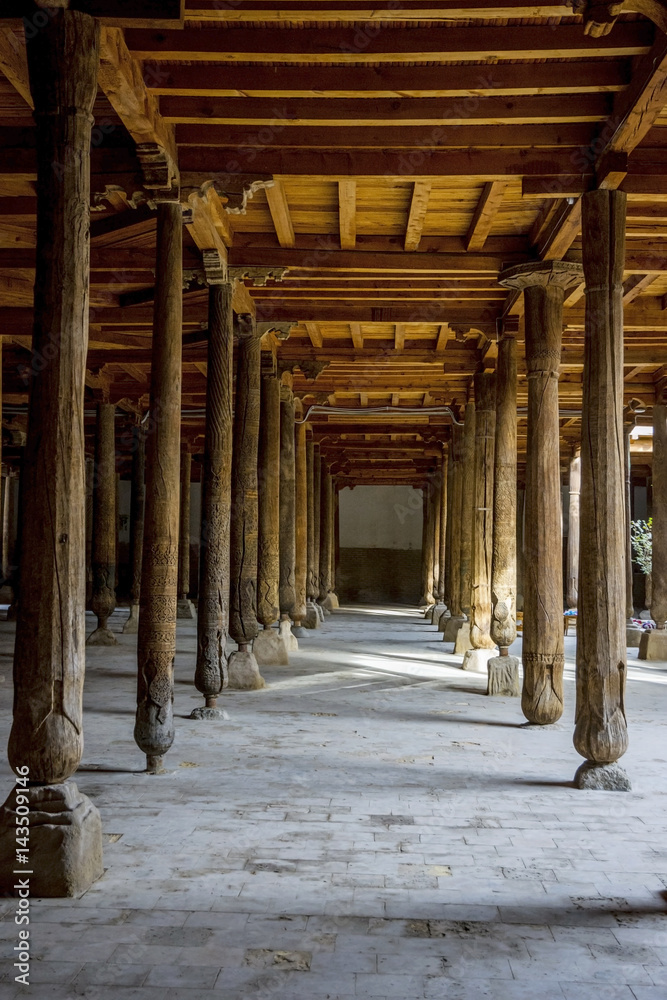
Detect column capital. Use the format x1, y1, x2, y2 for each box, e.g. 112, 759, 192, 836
257, 321, 297, 340
498, 260, 584, 292
228, 266, 288, 286
280, 383, 294, 404
234, 312, 257, 340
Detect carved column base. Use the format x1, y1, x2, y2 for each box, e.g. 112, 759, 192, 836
123, 604, 140, 634
304, 601, 321, 629
86, 625, 117, 646
228, 648, 266, 690
638, 628, 667, 661
443, 614, 465, 643
189, 705, 228, 721
323, 592, 339, 610
462, 647, 498, 673
318, 602, 331, 617
437, 608, 452, 632
487, 655, 521, 696
454, 621, 474, 655
292, 623, 309, 638
254, 626, 289, 666
0, 783, 103, 897
279, 618, 298, 651
574, 760, 631, 792
177, 598, 197, 620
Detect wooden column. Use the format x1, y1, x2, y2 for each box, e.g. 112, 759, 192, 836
123, 421, 145, 634
574, 189, 630, 788
459, 399, 476, 620
135, 202, 183, 774
228, 317, 265, 689
644, 396, 667, 636
623, 405, 643, 648
1, 470, 11, 585
8, 8, 99, 785
176, 444, 195, 618
318, 461, 333, 607
88, 401, 118, 645
443, 422, 465, 639
437, 448, 447, 604
331, 481, 340, 605
304, 435, 321, 628
488, 329, 520, 696
500, 260, 583, 725
293, 401, 309, 634
431, 471, 441, 608
438, 442, 455, 631
420, 486, 435, 607
256, 356, 281, 628
192, 282, 234, 712
566, 447, 581, 611
279, 383, 297, 622
469, 372, 497, 653
313, 443, 322, 614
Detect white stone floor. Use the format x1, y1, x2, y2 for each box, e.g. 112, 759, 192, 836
1, 605, 667, 1000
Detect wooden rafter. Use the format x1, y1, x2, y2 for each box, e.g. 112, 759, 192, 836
394, 324, 406, 351
404, 180, 431, 252
338, 180, 356, 251
265, 179, 295, 249
0, 27, 31, 108
305, 322, 323, 347
350, 323, 364, 349
465, 180, 508, 252
623, 273, 661, 306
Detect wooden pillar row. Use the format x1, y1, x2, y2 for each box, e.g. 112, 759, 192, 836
88, 401, 118, 645
293, 399, 308, 634
469, 372, 497, 655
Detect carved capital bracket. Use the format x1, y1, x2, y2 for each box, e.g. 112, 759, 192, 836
136, 142, 180, 202
91, 184, 150, 213
209, 175, 274, 215
278, 359, 331, 382
229, 266, 289, 287
201, 248, 228, 285
256, 321, 297, 341
499, 259, 584, 292
498, 314, 520, 340
233, 312, 257, 340
86, 366, 112, 401
569, 0, 666, 36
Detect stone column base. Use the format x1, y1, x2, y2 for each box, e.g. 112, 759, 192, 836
626, 623, 643, 649
123, 604, 140, 634
86, 625, 117, 646
487, 655, 521, 696
429, 603, 447, 624
254, 627, 289, 665
322, 592, 339, 611
279, 619, 298, 651
453, 621, 474, 655
189, 705, 228, 720
304, 601, 321, 629
442, 614, 465, 643
292, 623, 309, 638
0, 782, 103, 897
177, 598, 197, 620
638, 628, 667, 660
462, 646, 497, 672
315, 603, 326, 622
227, 649, 266, 690
437, 609, 451, 632
573, 761, 631, 791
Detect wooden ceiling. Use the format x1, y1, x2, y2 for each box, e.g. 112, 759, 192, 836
1, 1, 666, 484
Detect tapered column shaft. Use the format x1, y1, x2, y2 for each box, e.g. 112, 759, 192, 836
650, 402, 667, 628
306, 438, 317, 601
490, 332, 518, 652
567, 449, 581, 610
89, 402, 117, 636
9, 10, 99, 783
257, 360, 281, 628
313, 443, 321, 593
459, 400, 476, 617
178, 447, 192, 601
623, 421, 634, 621
279, 385, 297, 619
470, 373, 497, 649
294, 410, 308, 625
332, 483, 340, 595
447, 424, 463, 615
229, 325, 261, 645
195, 283, 233, 704
420, 486, 435, 605
574, 189, 629, 775
135, 202, 182, 772
318, 463, 332, 601
437, 450, 447, 603
432, 474, 441, 603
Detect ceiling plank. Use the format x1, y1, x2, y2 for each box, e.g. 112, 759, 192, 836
404, 180, 431, 253
265, 179, 295, 249
465, 180, 508, 252
339, 180, 356, 251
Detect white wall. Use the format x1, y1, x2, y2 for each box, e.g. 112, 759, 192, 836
339, 485, 423, 550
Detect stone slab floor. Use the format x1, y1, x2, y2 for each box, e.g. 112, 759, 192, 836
1, 605, 667, 1000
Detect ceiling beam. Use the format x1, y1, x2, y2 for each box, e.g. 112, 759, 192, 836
465, 180, 508, 252
394, 324, 406, 351
404, 180, 431, 252
350, 323, 364, 350
305, 322, 323, 347
0, 26, 31, 108
265, 179, 295, 249
622, 272, 661, 305
338, 180, 356, 251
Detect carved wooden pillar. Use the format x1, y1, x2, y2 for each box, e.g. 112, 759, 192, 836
123, 420, 145, 634
318, 461, 333, 607
333, 482, 340, 603
1, 470, 12, 586
6, 451, 24, 621
420, 486, 435, 607
500, 260, 583, 725
488, 328, 520, 696
278, 381, 299, 646
431, 471, 441, 608
641, 395, 667, 647
468, 372, 497, 656
228, 317, 265, 689
176, 443, 195, 619
255, 353, 286, 663
438, 442, 454, 631
2, 9, 103, 897
88, 401, 118, 645
304, 435, 321, 628
135, 202, 183, 774
313, 443, 323, 618
443, 423, 464, 639
459, 399, 476, 620
192, 282, 234, 712
566, 447, 581, 611
293, 400, 309, 635
438, 448, 447, 604
574, 189, 630, 789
